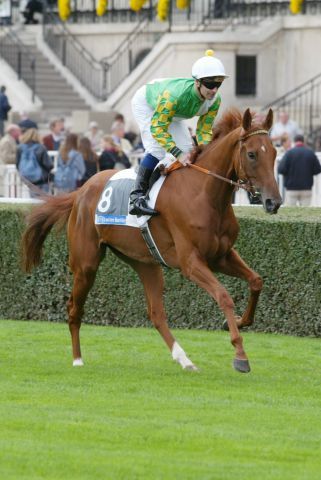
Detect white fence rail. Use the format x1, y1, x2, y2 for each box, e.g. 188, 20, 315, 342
1, 152, 321, 206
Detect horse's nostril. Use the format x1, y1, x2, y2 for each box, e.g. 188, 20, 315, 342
265, 198, 280, 214
265, 199, 273, 210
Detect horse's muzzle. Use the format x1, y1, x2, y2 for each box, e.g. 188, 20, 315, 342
264, 198, 282, 214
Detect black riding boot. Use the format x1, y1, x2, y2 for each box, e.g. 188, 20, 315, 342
129, 165, 158, 216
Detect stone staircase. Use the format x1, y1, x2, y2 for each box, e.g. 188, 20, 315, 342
13, 26, 90, 117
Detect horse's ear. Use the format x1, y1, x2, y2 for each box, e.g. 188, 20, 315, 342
242, 108, 252, 131
263, 108, 273, 130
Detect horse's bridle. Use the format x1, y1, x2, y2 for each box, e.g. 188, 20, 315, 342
233, 128, 270, 195
239, 129, 269, 141
163, 129, 269, 196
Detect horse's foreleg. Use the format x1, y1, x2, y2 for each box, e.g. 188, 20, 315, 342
215, 248, 263, 329
133, 262, 198, 371
181, 250, 249, 373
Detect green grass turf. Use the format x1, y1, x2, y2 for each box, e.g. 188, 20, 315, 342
0, 320, 320, 480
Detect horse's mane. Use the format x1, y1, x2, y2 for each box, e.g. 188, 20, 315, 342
211, 108, 243, 141
190, 108, 243, 162
190, 108, 259, 163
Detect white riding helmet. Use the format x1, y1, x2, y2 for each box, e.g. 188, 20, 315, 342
192, 50, 229, 80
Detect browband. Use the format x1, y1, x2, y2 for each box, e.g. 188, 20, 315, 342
239, 129, 269, 141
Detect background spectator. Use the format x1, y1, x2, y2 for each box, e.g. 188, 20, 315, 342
277, 134, 321, 206
54, 133, 85, 193
279, 134, 292, 153
84, 121, 104, 152
0, 124, 21, 165
59, 117, 68, 140
23, 0, 43, 24
16, 127, 53, 196
0, 86, 12, 137
113, 112, 139, 147
275, 133, 292, 159
132, 134, 144, 152
0, 124, 21, 196
42, 119, 64, 151
78, 136, 99, 185
18, 117, 38, 133
270, 111, 302, 146
114, 113, 125, 124
99, 135, 131, 171
111, 120, 133, 156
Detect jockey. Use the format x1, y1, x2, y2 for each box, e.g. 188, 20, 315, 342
129, 49, 229, 216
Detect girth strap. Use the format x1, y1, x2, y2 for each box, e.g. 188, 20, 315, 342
140, 222, 169, 268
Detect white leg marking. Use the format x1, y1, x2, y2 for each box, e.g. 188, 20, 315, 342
171, 341, 198, 371
73, 358, 84, 367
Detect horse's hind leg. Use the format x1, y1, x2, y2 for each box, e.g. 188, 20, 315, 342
130, 261, 198, 371
68, 230, 104, 366
215, 248, 263, 330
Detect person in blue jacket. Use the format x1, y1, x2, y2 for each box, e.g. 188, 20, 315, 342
278, 134, 321, 206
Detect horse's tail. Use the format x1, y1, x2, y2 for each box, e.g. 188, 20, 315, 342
21, 192, 76, 273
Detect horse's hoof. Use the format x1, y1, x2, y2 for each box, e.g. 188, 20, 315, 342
233, 358, 251, 373
184, 364, 199, 372
222, 320, 229, 331
73, 358, 84, 367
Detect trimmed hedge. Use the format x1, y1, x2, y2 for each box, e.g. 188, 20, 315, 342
1, 205, 321, 337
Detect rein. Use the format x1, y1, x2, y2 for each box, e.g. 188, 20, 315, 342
163, 128, 269, 195
163, 161, 253, 193
188, 163, 252, 192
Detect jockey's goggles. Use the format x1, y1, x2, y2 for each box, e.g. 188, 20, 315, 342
201, 78, 223, 90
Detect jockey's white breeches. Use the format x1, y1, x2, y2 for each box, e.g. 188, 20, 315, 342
131, 85, 193, 161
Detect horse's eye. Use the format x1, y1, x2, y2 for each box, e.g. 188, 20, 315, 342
247, 151, 256, 161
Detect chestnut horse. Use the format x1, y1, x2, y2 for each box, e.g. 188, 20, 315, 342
21, 108, 281, 373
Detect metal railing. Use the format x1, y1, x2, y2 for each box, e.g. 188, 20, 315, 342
3, 1, 321, 28
102, 18, 163, 96
39, 1, 321, 26
263, 73, 321, 148
41, 0, 201, 25
43, 9, 109, 99
43, 8, 163, 100
0, 27, 36, 101
206, 0, 321, 23
45, 0, 156, 24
